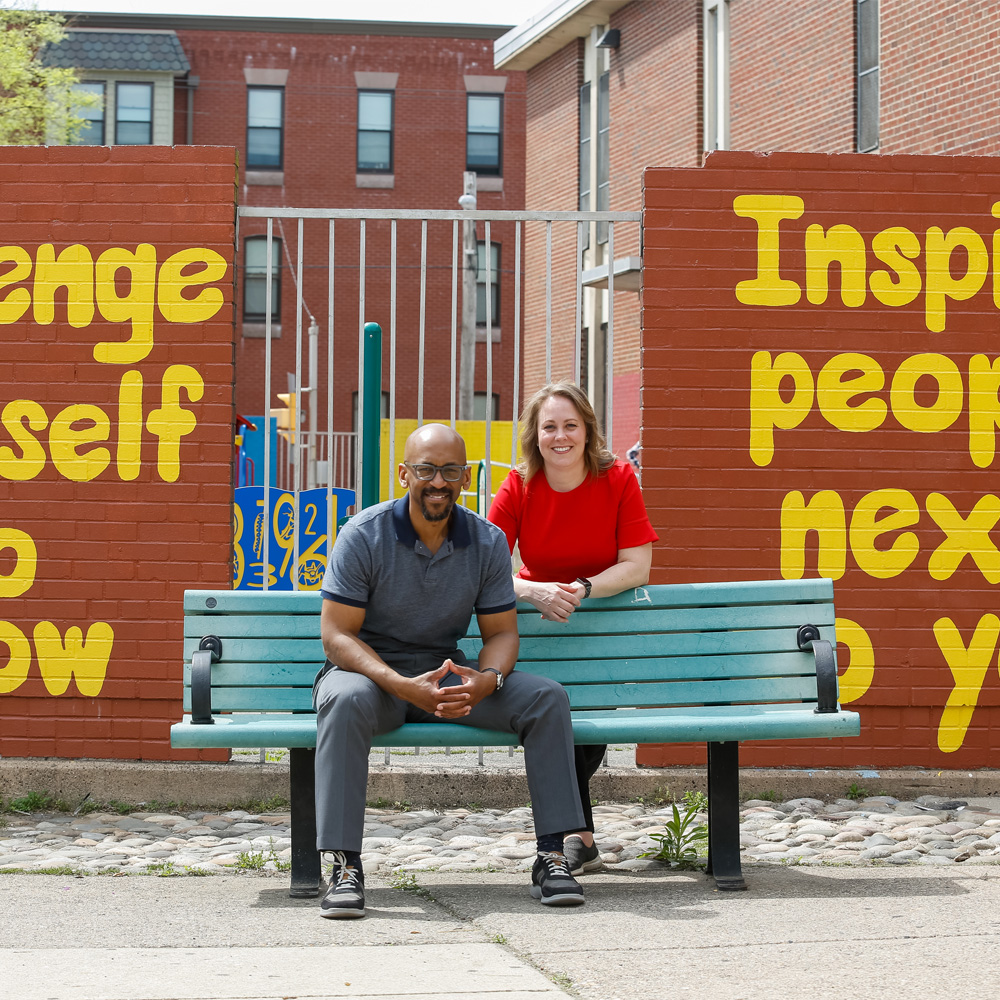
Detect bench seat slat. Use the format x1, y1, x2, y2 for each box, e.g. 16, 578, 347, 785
171, 701, 858, 750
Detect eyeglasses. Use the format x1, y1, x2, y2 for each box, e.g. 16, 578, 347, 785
404, 463, 470, 482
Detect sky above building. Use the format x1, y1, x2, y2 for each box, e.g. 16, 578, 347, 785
36, 0, 541, 27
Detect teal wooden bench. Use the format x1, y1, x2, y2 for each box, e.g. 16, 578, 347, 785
171, 578, 860, 895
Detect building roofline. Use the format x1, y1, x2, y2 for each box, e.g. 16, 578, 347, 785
55, 11, 514, 41
493, 0, 629, 70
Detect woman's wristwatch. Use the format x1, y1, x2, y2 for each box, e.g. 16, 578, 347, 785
576, 577, 592, 599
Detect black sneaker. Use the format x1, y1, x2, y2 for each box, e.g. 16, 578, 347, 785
319, 851, 365, 919
563, 836, 602, 875
530, 851, 585, 907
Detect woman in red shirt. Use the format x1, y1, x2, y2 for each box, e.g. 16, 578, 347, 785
488, 380, 658, 875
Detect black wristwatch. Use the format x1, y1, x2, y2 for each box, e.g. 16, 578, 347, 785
576, 577, 592, 599
482, 668, 504, 692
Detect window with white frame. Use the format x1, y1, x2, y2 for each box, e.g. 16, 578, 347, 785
596, 71, 610, 244
703, 0, 730, 152
72, 81, 105, 145
857, 0, 879, 151
357, 90, 393, 172
243, 236, 281, 322
467, 94, 502, 175
476, 241, 500, 326
116, 82, 152, 145
247, 87, 284, 169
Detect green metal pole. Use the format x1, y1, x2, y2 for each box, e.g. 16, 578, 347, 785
361, 321, 382, 510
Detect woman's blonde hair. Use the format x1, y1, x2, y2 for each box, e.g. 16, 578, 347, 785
517, 380, 616, 482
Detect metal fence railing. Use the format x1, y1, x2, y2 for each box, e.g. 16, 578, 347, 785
240, 204, 641, 766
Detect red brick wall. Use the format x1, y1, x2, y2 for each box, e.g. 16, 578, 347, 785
174, 26, 525, 432
880, 0, 1000, 155
730, 0, 855, 152
0, 146, 236, 760
642, 149, 1000, 768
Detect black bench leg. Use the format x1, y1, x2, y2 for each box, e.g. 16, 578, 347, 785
706, 741, 747, 891
289, 747, 321, 898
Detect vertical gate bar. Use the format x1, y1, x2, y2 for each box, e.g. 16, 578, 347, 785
545, 220, 552, 383
356, 220, 366, 500
450, 220, 459, 428
574, 221, 584, 385
512, 220, 521, 471
483, 221, 493, 513
389, 220, 397, 499
327, 220, 335, 524
262, 218, 273, 591
606, 221, 614, 449
293, 218, 304, 590
418, 220, 427, 426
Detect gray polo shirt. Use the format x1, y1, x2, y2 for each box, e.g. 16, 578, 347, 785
321, 496, 516, 670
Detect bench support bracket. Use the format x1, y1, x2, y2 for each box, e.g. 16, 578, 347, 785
706, 740, 747, 891
190, 636, 222, 725
290, 747, 321, 897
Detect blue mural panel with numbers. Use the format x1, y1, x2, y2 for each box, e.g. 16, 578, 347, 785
233, 487, 355, 591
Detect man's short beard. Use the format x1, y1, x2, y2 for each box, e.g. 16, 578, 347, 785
420, 492, 455, 521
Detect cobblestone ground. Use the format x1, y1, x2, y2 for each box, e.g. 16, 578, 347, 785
2, 793, 999, 877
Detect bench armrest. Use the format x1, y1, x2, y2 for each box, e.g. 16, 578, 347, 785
190, 635, 223, 725
796, 624, 838, 714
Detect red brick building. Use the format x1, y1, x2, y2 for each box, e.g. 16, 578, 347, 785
495, 0, 1000, 453
53, 12, 526, 441
497, 0, 1000, 768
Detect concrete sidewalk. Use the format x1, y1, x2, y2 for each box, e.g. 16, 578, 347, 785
4, 862, 1000, 1000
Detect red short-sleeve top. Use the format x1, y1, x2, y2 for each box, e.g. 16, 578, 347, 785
487, 459, 658, 582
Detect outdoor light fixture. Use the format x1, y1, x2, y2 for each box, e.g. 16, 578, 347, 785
596, 28, 620, 49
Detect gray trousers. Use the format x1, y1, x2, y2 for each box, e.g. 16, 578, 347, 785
313, 663, 585, 852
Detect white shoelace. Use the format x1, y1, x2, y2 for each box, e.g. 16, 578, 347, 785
537, 851, 573, 877
325, 850, 361, 890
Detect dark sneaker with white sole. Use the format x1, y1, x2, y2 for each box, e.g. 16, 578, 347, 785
320, 851, 365, 919
563, 837, 602, 875
530, 851, 585, 906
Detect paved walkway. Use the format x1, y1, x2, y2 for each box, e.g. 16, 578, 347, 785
3, 793, 1000, 999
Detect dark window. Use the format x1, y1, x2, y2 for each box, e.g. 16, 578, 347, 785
115, 82, 152, 145
474, 392, 500, 420
857, 0, 879, 152
243, 236, 281, 322
579, 81, 591, 251
467, 94, 502, 175
247, 87, 284, 169
72, 81, 105, 145
597, 71, 610, 244
357, 90, 393, 172
351, 390, 391, 430
476, 241, 500, 326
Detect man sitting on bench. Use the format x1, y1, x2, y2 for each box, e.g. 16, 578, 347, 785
314, 422, 587, 918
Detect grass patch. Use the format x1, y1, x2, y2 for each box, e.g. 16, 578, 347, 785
366, 798, 412, 811
145, 861, 182, 877
234, 838, 290, 872
226, 795, 289, 815
845, 782, 870, 801
633, 785, 672, 807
